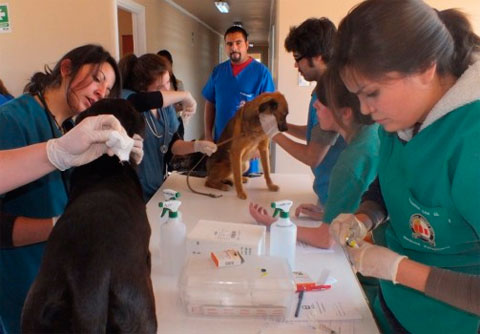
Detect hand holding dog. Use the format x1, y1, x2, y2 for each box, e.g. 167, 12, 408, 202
259, 113, 280, 138
46, 115, 139, 171
194, 140, 217, 156
249, 202, 277, 227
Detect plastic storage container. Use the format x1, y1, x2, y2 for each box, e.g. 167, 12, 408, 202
178, 255, 295, 319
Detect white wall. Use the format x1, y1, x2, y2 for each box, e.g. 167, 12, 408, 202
273, 0, 480, 174
0, 0, 117, 97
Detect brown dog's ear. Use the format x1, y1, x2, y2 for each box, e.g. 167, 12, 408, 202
258, 98, 278, 113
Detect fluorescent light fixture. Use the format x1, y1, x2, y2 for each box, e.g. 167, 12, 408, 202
214, 1, 230, 13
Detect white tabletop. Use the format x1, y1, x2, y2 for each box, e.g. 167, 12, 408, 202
147, 172, 379, 334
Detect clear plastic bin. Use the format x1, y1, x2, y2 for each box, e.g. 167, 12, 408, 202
178, 255, 296, 319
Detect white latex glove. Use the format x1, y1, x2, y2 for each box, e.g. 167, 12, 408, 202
105, 131, 134, 162
249, 202, 276, 228
193, 140, 217, 156
294, 203, 324, 221
258, 113, 280, 138
346, 241, 407, 284
46, 115, 128, 171
329, 213, 368, 246
130, 134, 144, 164
179, 91, 197, 124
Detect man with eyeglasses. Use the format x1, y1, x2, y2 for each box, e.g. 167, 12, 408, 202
277, 18, 346, 205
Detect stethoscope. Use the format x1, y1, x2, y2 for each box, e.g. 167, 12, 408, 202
144, 108, 169, 154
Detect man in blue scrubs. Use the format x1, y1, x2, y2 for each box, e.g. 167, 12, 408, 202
202, 25, 274, 173
274, 18, 346, 205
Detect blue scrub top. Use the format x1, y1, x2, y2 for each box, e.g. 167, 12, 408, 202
0, 94, 68, 334
138, 106, 180, 201
306, 92, 347, 204
202, 59, 275, 141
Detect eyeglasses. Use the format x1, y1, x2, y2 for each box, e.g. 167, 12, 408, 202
293, 54, 305, 63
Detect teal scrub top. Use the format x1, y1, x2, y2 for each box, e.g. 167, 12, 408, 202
0, 94, 68, 333
378, 102, 480, 334
322, 124, 380, 223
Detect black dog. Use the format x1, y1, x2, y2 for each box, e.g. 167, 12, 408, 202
21, 99, 157, 333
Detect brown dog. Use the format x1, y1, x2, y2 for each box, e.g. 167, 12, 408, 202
206, 92, 288, 199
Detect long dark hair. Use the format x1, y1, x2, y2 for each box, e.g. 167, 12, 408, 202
119, 53, 168, 92
0, 79, 12, 97
333, 0, 480, 80
24, 44, 121, 99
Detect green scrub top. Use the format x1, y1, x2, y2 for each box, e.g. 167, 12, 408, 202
377, 101, 480, 333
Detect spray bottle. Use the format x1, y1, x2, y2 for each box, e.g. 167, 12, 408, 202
269, 200, 296, 270
163, 189, 181, 201
159, 200, 186, 276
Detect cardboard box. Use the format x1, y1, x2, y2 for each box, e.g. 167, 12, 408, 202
187, 220, 266, 257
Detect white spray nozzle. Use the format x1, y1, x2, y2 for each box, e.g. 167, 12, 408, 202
159, 200, 182, 218
163, 189, 181, 201
271, 200, 293, 218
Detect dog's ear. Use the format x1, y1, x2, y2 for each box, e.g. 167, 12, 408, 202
258, 98, 278, 113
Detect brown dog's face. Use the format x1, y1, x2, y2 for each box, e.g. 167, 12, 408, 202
257, 92, 289, 132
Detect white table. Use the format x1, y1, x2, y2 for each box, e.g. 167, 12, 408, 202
147, 173, 379, 334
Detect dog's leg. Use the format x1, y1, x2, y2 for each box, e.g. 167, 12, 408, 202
258, 139, 279, 192
231, 146, 248, 199
205, 161, 231, 191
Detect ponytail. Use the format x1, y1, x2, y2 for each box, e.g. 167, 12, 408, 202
118, 53, 168, 92
437, 9, 480, 77
24, 66, 61, 95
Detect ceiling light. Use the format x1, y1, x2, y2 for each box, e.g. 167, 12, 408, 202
214, 1, 230, 14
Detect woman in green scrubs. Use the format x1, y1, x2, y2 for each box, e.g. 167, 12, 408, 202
328, 0, 480, 333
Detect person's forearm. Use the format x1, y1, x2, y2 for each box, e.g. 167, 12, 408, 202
171, 140, 195, 156
162, 90, 190, 107
395, 258, 431, 291
285, 123, 307, 140
274, 134, 325, 167
0, 143, 55, 194
12, 216, 54, 247
297, 224, 334, 249
204, 101, 215, 140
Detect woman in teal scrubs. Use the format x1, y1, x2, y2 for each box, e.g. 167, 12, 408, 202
328, 1, 480, 333
250, 69, 380, 249
0, 44, 125, 334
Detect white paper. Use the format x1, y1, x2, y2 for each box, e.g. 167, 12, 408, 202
297, 241, 334, 254
259, 320, 354, 334
287, 292, 362, 321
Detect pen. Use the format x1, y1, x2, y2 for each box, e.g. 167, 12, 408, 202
315, 322, 337, 334
294, 290, 304, 318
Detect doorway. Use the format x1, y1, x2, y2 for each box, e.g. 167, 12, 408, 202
116, 0, 146, 58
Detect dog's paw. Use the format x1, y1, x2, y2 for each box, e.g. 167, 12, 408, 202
222, 179, 233, 186
237, 191, 248, 200
242, 177, 248, 184
268, 184, 280, 192
206, 180, 230, 191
